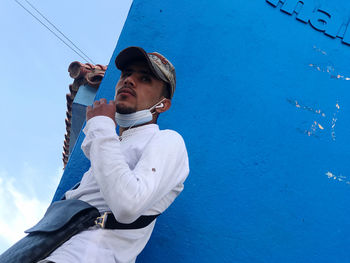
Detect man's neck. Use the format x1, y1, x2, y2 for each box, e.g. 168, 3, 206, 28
118, 120, 156, 136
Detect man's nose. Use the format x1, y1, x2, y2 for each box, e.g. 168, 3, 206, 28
123, 74, 136, 86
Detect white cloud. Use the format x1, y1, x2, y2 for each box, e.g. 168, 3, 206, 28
0, 166, 63, 253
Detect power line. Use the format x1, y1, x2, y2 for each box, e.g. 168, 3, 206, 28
14, 0, 91, 63
23, 0, 95, 64
14, 0, 95, 64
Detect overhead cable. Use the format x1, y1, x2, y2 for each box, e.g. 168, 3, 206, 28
14, 0, 95, 64
23, 0, 95, 64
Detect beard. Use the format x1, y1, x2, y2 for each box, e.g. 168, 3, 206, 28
116, 103, 137, 114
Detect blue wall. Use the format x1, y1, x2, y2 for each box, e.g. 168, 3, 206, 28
54, 0, 350, 262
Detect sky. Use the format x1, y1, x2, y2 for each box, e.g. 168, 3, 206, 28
0, 0, 133, 253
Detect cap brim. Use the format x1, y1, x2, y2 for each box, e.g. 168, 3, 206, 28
115, 47, 168, 83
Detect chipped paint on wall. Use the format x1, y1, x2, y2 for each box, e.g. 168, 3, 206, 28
287, 99, 326, 117
309, 46, 350, 80
331, 102, 340, 141
287, 44, 344, 140
326, 171, 350, 185
288, 99, 341, 140
309, 63, 350, 80
312, 45, 327, 56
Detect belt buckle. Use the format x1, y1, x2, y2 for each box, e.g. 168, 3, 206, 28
95, 212, 110, 228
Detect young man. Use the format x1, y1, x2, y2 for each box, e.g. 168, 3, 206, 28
41, 47, 190, 262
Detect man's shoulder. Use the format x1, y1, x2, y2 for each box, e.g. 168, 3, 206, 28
153, 129, 187, 150
157, 129, 185, 141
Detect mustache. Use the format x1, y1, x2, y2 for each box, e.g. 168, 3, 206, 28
117, 87, 136, 97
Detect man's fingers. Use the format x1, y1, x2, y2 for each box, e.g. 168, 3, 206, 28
86, 105, 92, 120
93, 98, 108, 107
86, 99, 115, 123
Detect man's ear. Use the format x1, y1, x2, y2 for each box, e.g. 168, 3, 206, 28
155, 99, 171, 113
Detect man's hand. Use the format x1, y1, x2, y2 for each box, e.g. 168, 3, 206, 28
86, 99, 116, 125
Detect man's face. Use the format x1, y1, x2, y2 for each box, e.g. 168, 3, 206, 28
115, 60, 165, 114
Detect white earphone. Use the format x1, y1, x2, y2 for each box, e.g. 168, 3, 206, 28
155, 103, 164, 109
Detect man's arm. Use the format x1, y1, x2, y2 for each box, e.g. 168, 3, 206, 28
82, 100, 189, 224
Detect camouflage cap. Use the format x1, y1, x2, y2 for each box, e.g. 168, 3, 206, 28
115, 46, 176, 99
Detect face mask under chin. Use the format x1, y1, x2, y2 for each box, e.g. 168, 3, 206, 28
115, 98, 166, 128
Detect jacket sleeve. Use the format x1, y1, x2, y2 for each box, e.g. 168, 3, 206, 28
81, 116, 189, 223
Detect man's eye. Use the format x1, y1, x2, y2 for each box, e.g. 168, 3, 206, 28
121, 72, 131, 78
141, 76, 151, 82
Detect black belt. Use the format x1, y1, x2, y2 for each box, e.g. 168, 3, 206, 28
95, 212, 160, 229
